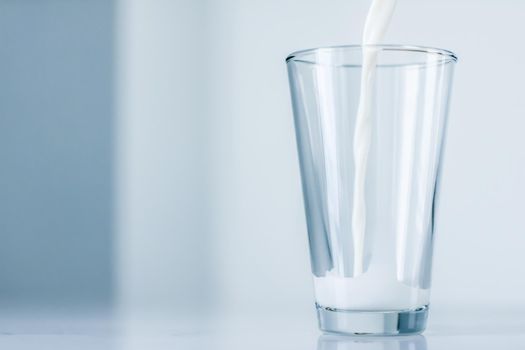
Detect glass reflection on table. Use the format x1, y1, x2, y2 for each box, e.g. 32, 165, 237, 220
318, 334, 427, 350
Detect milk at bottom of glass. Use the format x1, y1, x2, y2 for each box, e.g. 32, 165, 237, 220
313, 261, 430, 311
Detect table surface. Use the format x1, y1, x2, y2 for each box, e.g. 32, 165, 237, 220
0, 307, 524, 349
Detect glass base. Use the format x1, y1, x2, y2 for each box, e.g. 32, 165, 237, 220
316, 304, 428, 336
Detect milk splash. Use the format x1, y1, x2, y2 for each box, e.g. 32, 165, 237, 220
351, 0, 397, 276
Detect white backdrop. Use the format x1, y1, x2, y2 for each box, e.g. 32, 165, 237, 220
115, 0, 525, 318
203, 0, 525, 315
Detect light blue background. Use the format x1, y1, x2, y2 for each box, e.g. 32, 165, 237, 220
0, 0, 524, 320
0, 0, 114, 307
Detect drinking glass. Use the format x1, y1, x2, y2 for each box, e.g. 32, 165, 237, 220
286, 45, 457, 335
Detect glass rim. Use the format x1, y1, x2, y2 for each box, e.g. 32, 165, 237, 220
285, 44, 458, 66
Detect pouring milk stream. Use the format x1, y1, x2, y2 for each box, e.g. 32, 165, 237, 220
352, 0, 396, 276
313, 0, 430, 310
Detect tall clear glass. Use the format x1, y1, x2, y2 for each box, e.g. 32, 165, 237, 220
286, 45, 457, 335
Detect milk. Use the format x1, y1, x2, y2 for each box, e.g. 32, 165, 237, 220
352, 0, 397, 277
314, 267, 429, 311
313, 0, 430, 310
